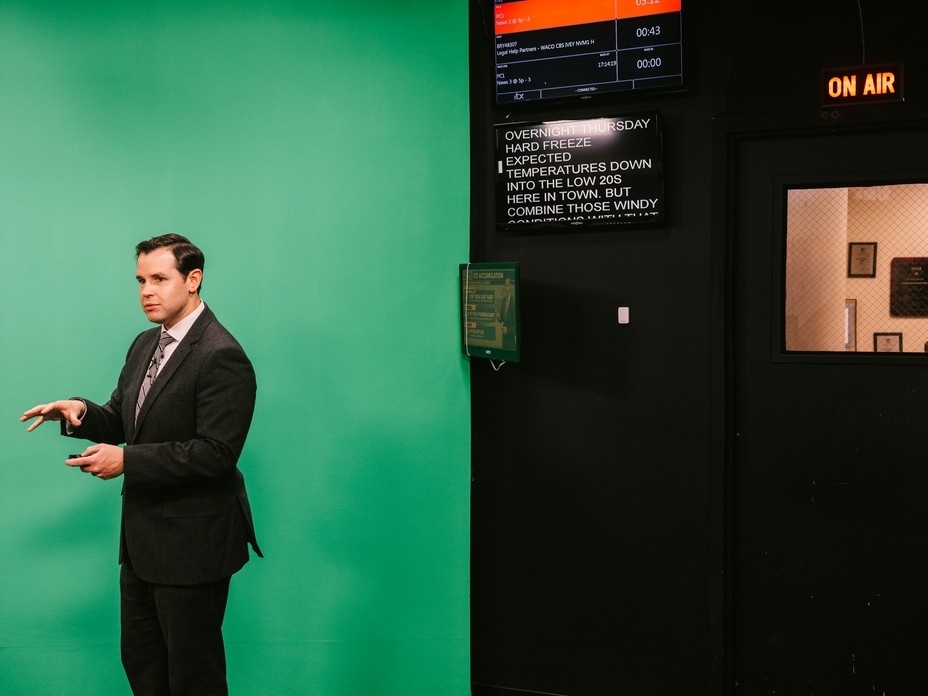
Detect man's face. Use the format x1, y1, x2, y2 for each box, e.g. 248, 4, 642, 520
136, 249, 201, 329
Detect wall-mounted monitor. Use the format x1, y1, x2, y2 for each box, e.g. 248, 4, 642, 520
496, 113, 664, 228
460, 262, 521, 362
494, 0, 683, 106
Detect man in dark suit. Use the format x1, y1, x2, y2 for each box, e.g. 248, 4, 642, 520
21, 234, 261, 695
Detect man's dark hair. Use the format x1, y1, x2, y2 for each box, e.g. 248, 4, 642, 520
136, 234, 205, 293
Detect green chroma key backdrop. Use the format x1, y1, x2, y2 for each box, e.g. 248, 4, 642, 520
0, 2, 470, 694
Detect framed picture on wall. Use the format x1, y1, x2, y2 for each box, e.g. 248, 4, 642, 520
890, 257, 928, 316
848, 242, 877, 277
874, 332, 902, 352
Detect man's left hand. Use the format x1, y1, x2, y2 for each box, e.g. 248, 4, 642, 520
66, 444, 124, 480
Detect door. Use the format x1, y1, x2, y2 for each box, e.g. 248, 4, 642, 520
730, 124, 928, 694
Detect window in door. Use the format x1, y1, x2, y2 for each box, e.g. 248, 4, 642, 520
785, 183, 928, 353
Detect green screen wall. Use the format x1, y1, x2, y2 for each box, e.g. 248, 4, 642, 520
0, 2, 470, 694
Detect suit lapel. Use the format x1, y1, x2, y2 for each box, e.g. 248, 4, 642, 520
134, 340, 191, 428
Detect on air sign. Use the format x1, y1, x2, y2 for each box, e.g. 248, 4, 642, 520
822, 63, 904, 107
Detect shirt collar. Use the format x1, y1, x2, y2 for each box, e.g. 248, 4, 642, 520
163, 301, 206, 344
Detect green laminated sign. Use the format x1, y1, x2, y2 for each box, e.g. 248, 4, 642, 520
460, 262, 521, 363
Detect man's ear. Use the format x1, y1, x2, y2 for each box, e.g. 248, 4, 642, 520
187, 269, 203, 294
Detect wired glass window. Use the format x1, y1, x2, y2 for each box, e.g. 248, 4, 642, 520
785, 183, 928, 353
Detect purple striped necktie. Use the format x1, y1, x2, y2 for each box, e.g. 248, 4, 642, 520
135, 331, 176, 421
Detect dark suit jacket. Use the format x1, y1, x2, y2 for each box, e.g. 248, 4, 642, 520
64, 305, 262, 585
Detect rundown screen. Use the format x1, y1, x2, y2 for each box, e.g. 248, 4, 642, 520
494, 0, 683, 104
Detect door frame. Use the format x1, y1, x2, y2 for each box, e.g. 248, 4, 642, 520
718, 117, 928, 693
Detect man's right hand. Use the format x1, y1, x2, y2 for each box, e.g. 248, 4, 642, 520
20, 400, 85, 432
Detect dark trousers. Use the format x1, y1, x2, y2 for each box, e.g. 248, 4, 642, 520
120, 562, 231, 696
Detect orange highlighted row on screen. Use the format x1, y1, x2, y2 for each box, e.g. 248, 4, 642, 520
495, 0, 681, 36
